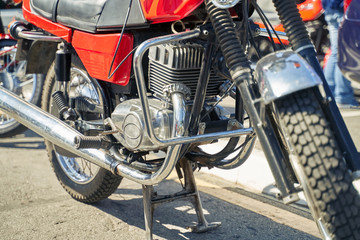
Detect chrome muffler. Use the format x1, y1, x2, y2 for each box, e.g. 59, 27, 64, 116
0, 86, 120, 172
0, 86, 182, 185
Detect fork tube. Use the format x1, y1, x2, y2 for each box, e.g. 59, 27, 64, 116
237, 82, 299, 202
205, 0, 298, 200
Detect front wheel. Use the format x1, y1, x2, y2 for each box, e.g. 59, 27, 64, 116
275, 88, 360, 239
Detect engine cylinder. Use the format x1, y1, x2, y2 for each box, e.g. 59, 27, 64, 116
148, 43, 226, 101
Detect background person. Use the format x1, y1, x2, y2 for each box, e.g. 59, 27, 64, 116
322, 0, 359, 108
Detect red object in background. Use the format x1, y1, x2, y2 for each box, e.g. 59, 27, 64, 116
344, 0, 352, 12
298, 0, 324, 21
257, 0, 324, 45
322, 48, 331, 69
257, 22, 288, 45
72, 31, 134, 86
140, 0, 203, 23
12, 0, 23, 4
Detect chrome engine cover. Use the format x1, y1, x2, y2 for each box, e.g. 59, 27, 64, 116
111, 98, 173, 151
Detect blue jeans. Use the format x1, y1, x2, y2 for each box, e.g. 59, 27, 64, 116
323, 9, 358, 105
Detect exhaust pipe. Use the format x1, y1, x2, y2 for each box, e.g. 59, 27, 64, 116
0, 86, 181, 185
0, 86, 120, 172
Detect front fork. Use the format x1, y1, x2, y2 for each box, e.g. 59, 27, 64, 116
206, 0, 360, 202
206, 0, 300, 202
237, 81, 301, 203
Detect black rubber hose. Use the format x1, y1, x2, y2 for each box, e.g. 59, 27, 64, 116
272, 0, 313, 51
205, 0, 251, 82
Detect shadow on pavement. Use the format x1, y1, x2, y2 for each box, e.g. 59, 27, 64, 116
92, 179, 319, 240
0, 130, 45, 149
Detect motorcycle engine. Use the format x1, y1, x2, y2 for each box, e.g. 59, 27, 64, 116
111, 42, 227, 151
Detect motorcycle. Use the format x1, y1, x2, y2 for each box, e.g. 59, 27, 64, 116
1, 0, 360, 239
249, 0, 329, 66
0, 0, 43, 137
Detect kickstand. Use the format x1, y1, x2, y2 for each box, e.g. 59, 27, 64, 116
142, 158, 221, 240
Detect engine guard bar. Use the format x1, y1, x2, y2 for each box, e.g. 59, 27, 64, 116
259, 28, 287, 40
133, 29, 255, 148
0, 86, 253, 185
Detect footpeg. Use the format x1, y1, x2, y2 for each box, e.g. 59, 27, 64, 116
74, 135, 111, 149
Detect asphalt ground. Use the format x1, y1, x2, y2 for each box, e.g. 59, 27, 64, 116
0, 131, 321, 239
0, 85, 359, 239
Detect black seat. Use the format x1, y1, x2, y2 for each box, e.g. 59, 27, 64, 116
30, 0, 148, 33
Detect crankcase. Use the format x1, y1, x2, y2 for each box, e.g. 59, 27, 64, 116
111, 98, 173, 151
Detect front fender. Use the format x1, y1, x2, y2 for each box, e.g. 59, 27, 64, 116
254, 50, 322, 104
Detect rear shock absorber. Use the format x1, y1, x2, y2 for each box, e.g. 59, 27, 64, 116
53, 43, 77, 120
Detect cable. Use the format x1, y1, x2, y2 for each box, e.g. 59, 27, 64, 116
107, 0, 133, 79
252, 0, 286, 50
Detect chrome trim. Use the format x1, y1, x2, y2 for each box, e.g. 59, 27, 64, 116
282, 193, 300, 205
133, 29, 200, 147
0, 86, 115, 170
171, 91, 187, 137
317, 219, 332, 240
133, 29, 254, 148
295, 44, 315, 53
116, 88, 185, 185
10, 22, 62, 42
18, 31, 63, 42
211, 0, 241, 9
259, 28, 288, 40
254, 50, 322, 105
116, 145, 182, 185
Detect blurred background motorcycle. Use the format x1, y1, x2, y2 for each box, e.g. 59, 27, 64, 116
249, 0, 330, 67
0, 0, 43, 137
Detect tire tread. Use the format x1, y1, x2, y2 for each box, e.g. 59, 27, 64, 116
277, 89, 360, 239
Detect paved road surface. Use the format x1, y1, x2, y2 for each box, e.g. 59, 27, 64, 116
0, 131, 321, 240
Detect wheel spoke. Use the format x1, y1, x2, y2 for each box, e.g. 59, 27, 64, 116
18, 78, 34, 88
